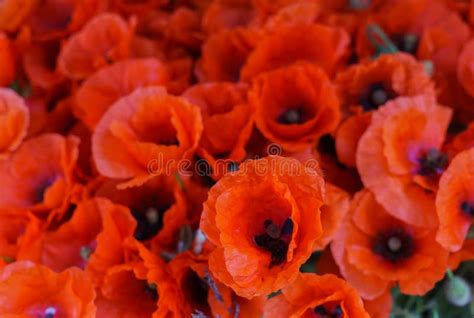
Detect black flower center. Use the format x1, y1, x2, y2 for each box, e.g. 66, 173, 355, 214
360, 82, 397, 111
314, 304, 343, 318
277, 108, 308, 125
143, 282, 159, 301
391, 33, 419, 55
417, 149, 448, 177
461, 201, 474, 217
132, 204, 169, 241
182, 270, 210, 315
373, 228, 414, 263
254, 218, 293, 268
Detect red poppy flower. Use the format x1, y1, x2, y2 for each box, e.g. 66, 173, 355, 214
335, 53, 435, 167
356, 95, 452, 227
0, 261, 96, 317
201, 0, 258, 34
92, 86, 203, 188
0, 0, 37, 32
262, 1, 322, 31
457, 38, 474, 99
58, 13, 136, 80
332, 189, 449, 299
200, 156, 325, 298
0, 88, 29, 155
75, 58, 170, 129
0, 208, 29, 263
183, 82, 253, 177
250, 63, 340, 152
0, 33, 15, 86
196, 28, 261, 82
263, 273, 370, 318
241, 24, 349, 81
0, 134, 81, 215
436, 148, 474, 252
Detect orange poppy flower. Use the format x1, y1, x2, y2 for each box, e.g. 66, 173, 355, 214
95, 175, 188, 253
250, 63, 340, 152
0, 134, 80, 214
313, 183, 350, 251
0, 0, 37, 32
457, 38, 474, 98
241, 24, 349, 81
75, 58, 170, 129
334, 53, 435, 167
0, 261, 96, 317
356, 95, 452, 227
0, 33, 15, 86
332, 189, 449, 300
436, 148, 474, 252
58, 13, 136, 80
263, 273, 370, 318
200, 156, 325, 298
92, 86, 202, 188
183, 82, 253, 176
196, 27, 261, 82
0, 88, 29, 155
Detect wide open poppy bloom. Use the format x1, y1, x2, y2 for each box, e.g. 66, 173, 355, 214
436, 148, 474, 252
0, 261, 96, 317
335, 53, 435, 167
58, 13, 136, 80
0, 88, 29, 155
0, 134, 81, 215
183, 82, 253, 177
92, 86, 203, 188
95, 175, 188, 253
264, 273, 369, 318
241, 23, 349, 81
200, 156, 325, 298
196, 27, 261, 82
457, 38, 474, 99
332, 189, 449, 300
0, 33, 15, 86
250, 63, 340, 152
356, 95, 452, 228
75, 58, 170, 129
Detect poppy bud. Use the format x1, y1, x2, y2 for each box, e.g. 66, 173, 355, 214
444, 272, 472, 307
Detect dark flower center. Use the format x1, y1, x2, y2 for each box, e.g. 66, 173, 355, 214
360, 82, 397, 111
254, 218, 293, 268
460, 201, 474, 217
417, 149, 448, 177
314, 304, 343, 318
391, 33, 419, 54
373, 228, 414, 263
277, 108, 308, 125
143, 282, 159, 301
182, 270, 210, 315
132, 205, 169, 241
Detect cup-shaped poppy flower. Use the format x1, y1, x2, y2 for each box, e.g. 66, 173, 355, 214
0, 88, 29, 155
332, 189, 449, 300
356, 95, 452, 227
0, 261, 96, 317
249, 63, 340, 152
0, 133, 80, 213
0, 33, 15, 86
263, 273, 370, 318
334, 53, 435, 167
58, 13, 135, 80
92, 86, 203, 189
0, 0, 37, 32
457, 38, 474, 98
436, 148, 474, 252
200, 156, 325, 298
183, 82, 253, 176
95, 175, 188, 253
75, 58, 170, 129
196, 27, 261, 82
313, 182, 350, 251
241, 23, 349, 81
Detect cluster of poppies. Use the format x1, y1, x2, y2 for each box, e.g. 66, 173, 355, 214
0, 0, 474, 317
